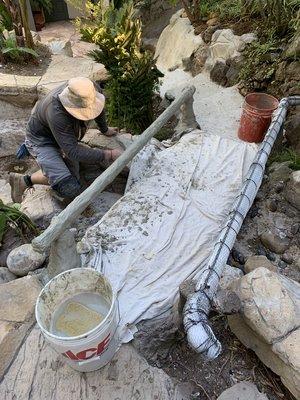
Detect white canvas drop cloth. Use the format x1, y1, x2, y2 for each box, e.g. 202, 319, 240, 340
82, 130, 257, 342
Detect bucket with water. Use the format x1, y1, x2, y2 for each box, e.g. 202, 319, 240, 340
238, 93, 279, 143
35, 268, 119, 372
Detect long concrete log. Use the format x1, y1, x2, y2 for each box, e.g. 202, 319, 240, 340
32, 85, 196, 253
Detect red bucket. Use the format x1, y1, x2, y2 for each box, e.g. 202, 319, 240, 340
238, 93, 279, 143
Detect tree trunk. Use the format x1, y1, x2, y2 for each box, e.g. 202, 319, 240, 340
2, 0, 25, 46
19, 0, 34, 49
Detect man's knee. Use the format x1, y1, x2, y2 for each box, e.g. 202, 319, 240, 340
52, 176, 81, 199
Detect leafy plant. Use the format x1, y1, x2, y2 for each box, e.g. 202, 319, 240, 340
269, 148, 300, 170
238, 36, 280, 90
243, 0, 300, 37
82, 1, 162, 133
1, 35, 38, 61
0, 3, 12, 31
0, 200, 38, 244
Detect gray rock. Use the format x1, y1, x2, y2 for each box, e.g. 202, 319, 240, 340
260, 231, 290, 254
245, 255, 277, 274
0, 229, 23, 268
268, 161, 292, 183
0, 276, 42, 378
20, 185, 64, 228
285, 113, 300, 154
217, 382, 268, 399
267, 198, 277, 212
0, 179, 12, 205
47, 229, 81, 281
7, 244, 46, 276
0, 327, 185, 400
202, 25, 220, 44
285, 171, 300, 210
281, 253, 293, 265
0, 267, 17, 283
228, 268, 300, 398
210, 61, 229, 86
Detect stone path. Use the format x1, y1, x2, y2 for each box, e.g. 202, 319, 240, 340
39, 21, 97, 58
0, 326, 185, 400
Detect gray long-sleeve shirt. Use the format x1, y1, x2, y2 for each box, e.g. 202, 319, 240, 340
26, 82, 108, 164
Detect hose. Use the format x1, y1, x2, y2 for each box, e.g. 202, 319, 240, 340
183, 95, 300, 359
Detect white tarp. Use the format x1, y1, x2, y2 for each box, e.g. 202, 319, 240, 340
82, 130, 257, 342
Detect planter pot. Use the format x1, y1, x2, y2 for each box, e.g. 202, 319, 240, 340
32, 8, 45, 31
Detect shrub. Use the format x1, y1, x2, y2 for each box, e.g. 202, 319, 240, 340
246, 0, 300, 37
80, 1, 163, 133
0, 34, 38, 62
0, 3, 12, 31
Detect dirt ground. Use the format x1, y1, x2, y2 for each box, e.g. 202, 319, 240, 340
135, 313, 295, 400
1, 43, 51, 76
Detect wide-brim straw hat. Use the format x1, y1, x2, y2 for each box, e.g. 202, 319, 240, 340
59, 77, 105, 121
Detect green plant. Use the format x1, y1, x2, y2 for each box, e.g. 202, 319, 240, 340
1, 35, 38, 61
239, 36, 280, 89
245, 0, 300, 37
0, 200, 38, 244
84, 1, 162, 133
269, 148, 300, 170
0, 3, 12, 31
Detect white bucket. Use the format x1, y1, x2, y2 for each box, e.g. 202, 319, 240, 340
35, 268, 119, 372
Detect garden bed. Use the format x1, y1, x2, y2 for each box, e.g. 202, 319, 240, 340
0, 43, 51, 76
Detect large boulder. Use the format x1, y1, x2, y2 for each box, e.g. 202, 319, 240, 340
0, 276, 42, 378
285, 170, 300, 210
7, 244, 46, 277
155, 10, 203, 72
0, 327, 187, 400
204, 29, 256, 73
20, 185, 64, 228
229, 267, 300, 398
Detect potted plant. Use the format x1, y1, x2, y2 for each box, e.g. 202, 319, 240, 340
30, 0, 52, 31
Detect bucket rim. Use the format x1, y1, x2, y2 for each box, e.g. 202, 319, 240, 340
244, 92, 279, 112
35, 268, 117, 342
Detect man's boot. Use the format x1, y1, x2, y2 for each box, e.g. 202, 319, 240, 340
9, 173, 29, 203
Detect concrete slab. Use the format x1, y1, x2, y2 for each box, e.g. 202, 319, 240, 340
0, 326, 186, 400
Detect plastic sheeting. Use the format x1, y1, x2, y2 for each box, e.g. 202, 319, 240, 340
82, 130, 257, 342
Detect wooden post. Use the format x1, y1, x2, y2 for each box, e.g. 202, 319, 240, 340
32, 86, 196, 253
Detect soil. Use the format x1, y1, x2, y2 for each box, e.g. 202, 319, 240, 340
0, 155, 36, 180
0, 43, 51, 76
159, 315, 295, 400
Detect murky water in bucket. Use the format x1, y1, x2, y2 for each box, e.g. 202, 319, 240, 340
50, 293, 110, 337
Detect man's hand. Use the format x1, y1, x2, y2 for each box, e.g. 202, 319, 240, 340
103, 127, 118, 137
104, 148, 124, 163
